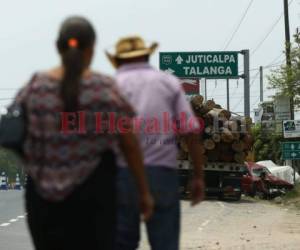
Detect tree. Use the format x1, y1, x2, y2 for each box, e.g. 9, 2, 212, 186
268, 35, 300, 106
0, 148, 24, 184
252, 124, 283, 163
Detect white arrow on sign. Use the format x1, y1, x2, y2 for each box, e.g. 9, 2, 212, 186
175, 55, 184, 65
165, 68, 175, 74
291, 153, 297, 157
291, 144, 295, 150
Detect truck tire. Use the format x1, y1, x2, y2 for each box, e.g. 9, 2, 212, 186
218, 192, 225, 201
249, 183, 257, 197
233, 192, 242, 201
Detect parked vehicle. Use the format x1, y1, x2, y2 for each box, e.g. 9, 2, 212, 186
242, 162, 294, 197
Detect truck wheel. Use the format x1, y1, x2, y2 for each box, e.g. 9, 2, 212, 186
249, 184, 257, 197
218, 192, 224, 201
233, 192, 242, 201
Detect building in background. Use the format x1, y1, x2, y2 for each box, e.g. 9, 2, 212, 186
253, 96, 291, 135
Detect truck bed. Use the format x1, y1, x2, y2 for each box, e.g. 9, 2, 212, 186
178, 161, 246, 200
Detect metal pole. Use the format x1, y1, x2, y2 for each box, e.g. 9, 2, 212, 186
260, 66, 264, 102
284, 0, 291, 67
226, 79, 230, 110
284, 0, 295, 181
294, 163, 296, 184
243, 50, 250, 117
204, 78, 207, 101
284, 0, 294, 120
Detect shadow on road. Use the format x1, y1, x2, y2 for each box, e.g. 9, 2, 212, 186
180, 195, 257, 204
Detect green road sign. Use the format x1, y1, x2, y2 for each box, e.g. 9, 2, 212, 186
281, 142, 300, 160
282, 151, 300, 160
159, 51, 239, 79
282, 142, 300, 151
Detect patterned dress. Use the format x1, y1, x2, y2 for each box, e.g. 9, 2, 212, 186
15, 72, 134, 201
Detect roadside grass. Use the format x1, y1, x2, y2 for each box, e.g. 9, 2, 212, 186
284, 184, 300, 199
282, 183, 300, 209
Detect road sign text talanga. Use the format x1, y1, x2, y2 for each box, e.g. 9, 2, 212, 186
160, 52, 239, 79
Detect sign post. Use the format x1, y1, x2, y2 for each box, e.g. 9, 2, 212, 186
282, 141, 300, 184
242, 50, 250, 117
282, 142, 300, 160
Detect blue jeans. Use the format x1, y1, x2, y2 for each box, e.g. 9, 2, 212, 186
115, 167, 180, 250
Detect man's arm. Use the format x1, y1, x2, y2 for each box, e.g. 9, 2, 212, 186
185, 133, 205, 206
119, 131, 154, 221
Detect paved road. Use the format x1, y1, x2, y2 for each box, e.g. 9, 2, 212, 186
1, 191, 300, 250
0, 190, 32, 250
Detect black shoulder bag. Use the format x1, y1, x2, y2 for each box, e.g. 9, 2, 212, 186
0, 74, 37, 154
0, 104, 26, 153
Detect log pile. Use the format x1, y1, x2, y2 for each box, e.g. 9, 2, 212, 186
177, 95, 254, 164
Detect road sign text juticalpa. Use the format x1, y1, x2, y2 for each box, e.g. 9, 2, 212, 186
159, 51, 239, 79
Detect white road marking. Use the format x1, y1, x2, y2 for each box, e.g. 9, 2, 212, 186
198, 202, 226, 232
0, 214, 26, 228
0, 223, 10, 227
201, 220, 210, 227
217, 201, 225, 208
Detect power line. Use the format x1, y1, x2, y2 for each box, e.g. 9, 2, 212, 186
223, 0, 255, 50
251, 0, 294, 56
232, 70, 259, 112
267, 52, 285, 67
238, 62, 283, 74
251, 96, 261, 109
232, 98, 244, 112
250, 70, 260, 87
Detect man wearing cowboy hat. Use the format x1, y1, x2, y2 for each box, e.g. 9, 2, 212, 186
107, 36, 205, 250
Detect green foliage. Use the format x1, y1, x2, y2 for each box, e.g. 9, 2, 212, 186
283, 183, 300, 200
268, 36, 300, 105
0, 148, 24, 184
252, 124, 283, 163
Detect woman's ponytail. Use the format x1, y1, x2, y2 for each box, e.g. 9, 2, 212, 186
56, 17, 96, 112
60, 47, 84, 112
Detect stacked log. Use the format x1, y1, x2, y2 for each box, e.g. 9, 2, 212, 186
178, 95, 254, 164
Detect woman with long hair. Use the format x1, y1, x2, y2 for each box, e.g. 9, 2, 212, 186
14, 16, 153, 250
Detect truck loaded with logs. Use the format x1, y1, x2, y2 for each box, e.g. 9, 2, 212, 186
178, 95, 254, 201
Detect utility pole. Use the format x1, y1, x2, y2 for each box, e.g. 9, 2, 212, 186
259, 66, 264, 102
284, 0, 294, 119
204, 79, 207, 101
284, 0, 296, 183
242, 50, 250, 117
226, 79, 230, 110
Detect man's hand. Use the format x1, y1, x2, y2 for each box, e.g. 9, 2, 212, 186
140, 192, 154, 222
190, 176, 205, 206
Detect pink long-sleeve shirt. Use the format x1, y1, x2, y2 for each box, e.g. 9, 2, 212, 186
116, 63, 201, 168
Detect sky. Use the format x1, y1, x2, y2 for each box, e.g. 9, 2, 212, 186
0, 0, 299, 117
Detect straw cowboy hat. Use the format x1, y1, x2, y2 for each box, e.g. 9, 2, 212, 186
106, 36, 158, 68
